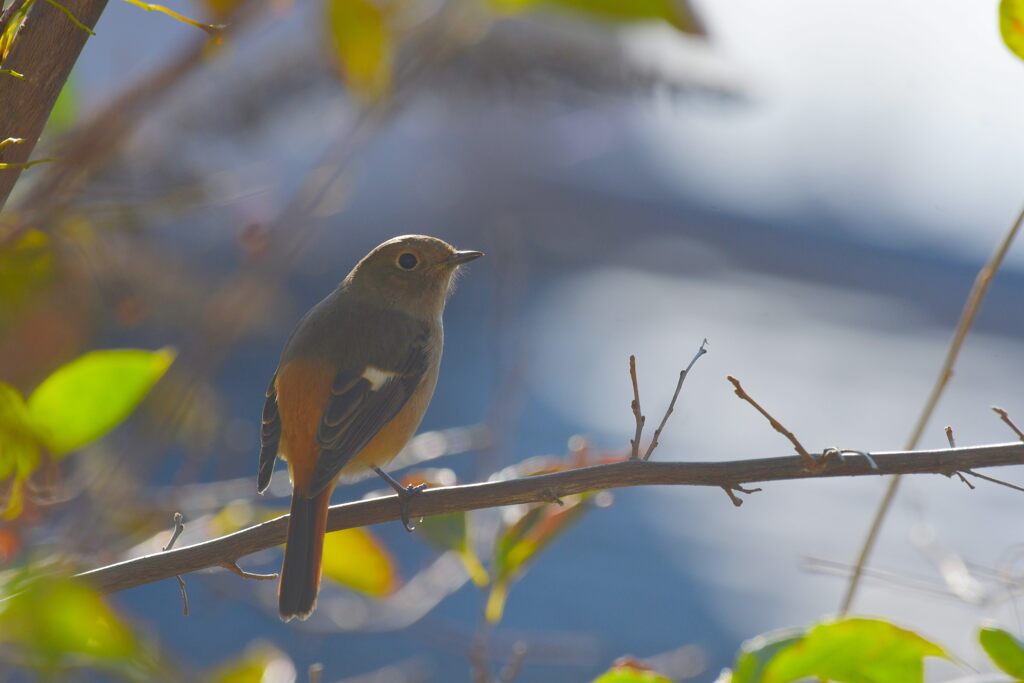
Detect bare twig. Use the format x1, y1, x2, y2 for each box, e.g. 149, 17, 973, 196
841, 204, 1024, 614
628, 355, 645, 460
70, 442, 1024, 596
943, 427, 974, 489
964, 469, 1024, 494
993, 406, 1024, 441
161, 512, 188, 616
162, 512, 185, 551
219, 560, 277, 581
726, 375, 817, 469
499, 642, 528, 683
721, 483, 762, 508
643, 339, 708, 461
308, 663, 323, 683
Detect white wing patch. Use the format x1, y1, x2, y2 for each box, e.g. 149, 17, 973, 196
362, 366, 397, 391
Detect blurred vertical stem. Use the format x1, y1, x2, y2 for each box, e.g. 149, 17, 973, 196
839, 203, 1024, 614
0, 0, 107, 209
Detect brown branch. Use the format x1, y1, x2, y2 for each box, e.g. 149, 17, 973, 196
628, 355, 645, 460
841, 204, 1024, 614
726, 375, 817, 469
73, 441, 1024, 595
943, 426, 974, 489
993, 406, 1024, 442
643, 339, 708, 461
0, 0, 108, 209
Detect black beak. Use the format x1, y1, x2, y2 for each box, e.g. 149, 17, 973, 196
446, 250, 484, 265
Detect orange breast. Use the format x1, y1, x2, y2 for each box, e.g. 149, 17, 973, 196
275, 358, 334, 494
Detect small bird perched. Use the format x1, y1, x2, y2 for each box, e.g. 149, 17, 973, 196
258, 235, 482, 622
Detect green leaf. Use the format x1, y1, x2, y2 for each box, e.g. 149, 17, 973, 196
731, 629, 806, 683
0, 574, 152, 674
1001, 0, 1024, 61
592, 657, 672, 682
324, 0, 393, 100
321, 527, 398, 598
980, 626, 1024, 678
0, 383, 41, 519
27, 348, 175, 456
750, 618, 947, 683
46, 77, 78, 136
211, 642, 295, 683
488, 0, 701, 34
486, 493, 591, 623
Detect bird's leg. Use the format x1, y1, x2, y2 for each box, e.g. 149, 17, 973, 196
373, 467, 427, 532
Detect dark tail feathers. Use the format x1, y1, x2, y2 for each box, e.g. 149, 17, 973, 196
278, 488, 330, 621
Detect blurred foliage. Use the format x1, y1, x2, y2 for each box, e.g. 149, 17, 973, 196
0, 573, 157, 679
324, 0, 393, 101
210, 642, 296, 683
1001, 0, 1024, 60
720, 618, 948, 683
406, 468, 489, 586
28, 348, 175, 455
592, 657, 672, 682
488, 0, 701, 34
0, 348, 173, 517
979, 625, 1024, 678
321, 527, 399, 598
45, 76, 78, 136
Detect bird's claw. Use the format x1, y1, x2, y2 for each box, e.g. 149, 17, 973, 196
373, 467, 427, 532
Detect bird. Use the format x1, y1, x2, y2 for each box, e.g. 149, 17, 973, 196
258, 234, 483, 622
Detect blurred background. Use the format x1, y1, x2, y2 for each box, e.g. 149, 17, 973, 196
2, 0, 1024, 680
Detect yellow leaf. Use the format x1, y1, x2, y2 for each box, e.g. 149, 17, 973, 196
1001, 0, 1024, 61
320, 527, 398, 597
324, 0, 393, 100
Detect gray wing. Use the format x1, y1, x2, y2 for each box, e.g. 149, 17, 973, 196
308, 336, 430, 497
257, 373, 280, 494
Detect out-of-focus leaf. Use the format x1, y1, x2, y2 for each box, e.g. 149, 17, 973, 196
0, 228, 53, 317
0, 383, 41, 519
488, 0, 701, 35
1001, 0, 1024, 61
486, 493, 591, 623
210, 642, 296, 683
27, 348, 175, 456
321, 527, 398, 598
979, 625, 1024, 678
0, 574, 151, 674
121, 0, 225, 37
735, 618, 947, 683
46, 78, 78, 136
730, 630, 806, 683
592, 657, 672, 682
406, 468, 489, 586
324, 0, 393, 100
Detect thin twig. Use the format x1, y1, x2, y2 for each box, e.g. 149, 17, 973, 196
841, 204, 1024, 614
643, 339, 708, 461
162, 512, 184, 551
726, 375, 817, 469
499, 642, 528, 683
993, 406, 1024, 441
628, 355, 645, 460
161, 512, 188, 616
943, 426, 974, 489
721, 483, 761, 508
964, 469, 1024, 494
309, 663, 323, 683
69, 441, 1024, 596
219, 560, 277, 581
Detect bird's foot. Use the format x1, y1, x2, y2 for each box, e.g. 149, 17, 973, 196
373, 467, 427, 532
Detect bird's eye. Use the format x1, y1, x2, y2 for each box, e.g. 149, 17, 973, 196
397, 252, 418, 270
